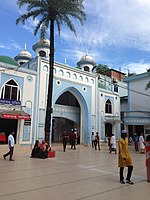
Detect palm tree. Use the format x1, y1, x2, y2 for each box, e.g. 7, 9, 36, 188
145, 69, 150, 90
16, 0, 86, 144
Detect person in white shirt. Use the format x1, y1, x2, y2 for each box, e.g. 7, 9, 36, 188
139, 133, 145, 154
91, 132, 95, 148
3, 131, 15, 161
110, 133, 117, 154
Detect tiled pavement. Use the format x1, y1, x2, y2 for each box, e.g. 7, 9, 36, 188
0, 143, 149, 200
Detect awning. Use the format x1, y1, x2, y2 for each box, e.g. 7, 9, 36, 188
0, 110, 30, 120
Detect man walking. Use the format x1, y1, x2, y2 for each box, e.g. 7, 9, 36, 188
62, 130, 68, 152
70, 130, 76, 150
3, 131, 15, 161
91, 132, 95, 148
118, 130, 134, 184
94, 132, 101, 151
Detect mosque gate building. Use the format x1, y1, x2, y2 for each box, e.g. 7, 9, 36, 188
0, 34, 124, 145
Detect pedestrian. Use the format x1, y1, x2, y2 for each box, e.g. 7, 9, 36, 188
69, 129, 74, 148
3, 131, 15, 161
70, 130, 76, 150
62, 130, 68, 152
74, 128, 78, 145
139, 133, 145, 154
91, 132, 95, 148
133, 133, 139, 151
107, 134, 111, 151
94, 132, 101, 151
118, 130, 134, 184
110, 133, 117, 154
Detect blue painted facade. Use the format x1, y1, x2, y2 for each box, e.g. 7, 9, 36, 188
0, 36, 123, 145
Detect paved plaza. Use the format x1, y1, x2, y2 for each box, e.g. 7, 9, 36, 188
0, 143, 149, 200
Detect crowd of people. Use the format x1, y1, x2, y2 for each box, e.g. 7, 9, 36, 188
31, 140, 51, 159
2, 129, 150, 184
129, 132, 146, 153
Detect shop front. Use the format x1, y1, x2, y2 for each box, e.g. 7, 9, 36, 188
0, 110, 30, 144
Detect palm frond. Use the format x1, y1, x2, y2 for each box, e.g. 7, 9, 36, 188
17, 0, 39, 8
145, 81, 150, 90
16, 9, 43, 25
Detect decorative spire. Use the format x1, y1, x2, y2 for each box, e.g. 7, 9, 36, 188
64, 58, 67, 65
24, 43, 26, 50
85, 49, 88, 55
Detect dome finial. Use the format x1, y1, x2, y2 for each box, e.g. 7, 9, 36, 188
85, 49, 88, 55
24, 43, 26, 50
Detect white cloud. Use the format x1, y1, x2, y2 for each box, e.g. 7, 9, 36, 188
3, 0, 150, 74
60, 0, 150, 49
121, 61, 150, 74
0, 41, 21, 51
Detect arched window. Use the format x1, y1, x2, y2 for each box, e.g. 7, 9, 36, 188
39, 50, 46, 57
19, 61, 25, 65
1, 79, 20, 101
105, 99, 112, 113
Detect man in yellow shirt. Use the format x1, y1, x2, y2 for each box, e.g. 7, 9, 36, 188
118, 130, 134, 184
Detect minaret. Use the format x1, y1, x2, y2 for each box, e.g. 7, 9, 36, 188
77, 54, 96, 73
32, 24, 50, 58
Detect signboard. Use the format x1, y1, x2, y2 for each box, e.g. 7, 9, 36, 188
0, 99, 21, 105
17, 115, 30, 120
1, 113, 30, 120
1, 114, 18, 119
24, 119, 31, 125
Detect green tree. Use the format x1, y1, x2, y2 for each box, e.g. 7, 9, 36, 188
95, 64, 110, 75
16, 0, 86, 144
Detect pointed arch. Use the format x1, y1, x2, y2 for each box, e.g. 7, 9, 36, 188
1, 79, 21, 101
105, 99, 112, 114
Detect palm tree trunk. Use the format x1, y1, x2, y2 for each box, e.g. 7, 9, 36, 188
45, 19, 54, 144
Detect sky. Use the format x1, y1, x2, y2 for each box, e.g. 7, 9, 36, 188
1, 0, 150, 74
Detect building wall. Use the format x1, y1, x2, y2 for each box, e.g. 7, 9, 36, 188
0, 64, 36, 145
124, 72, 150, 137
0, 54, 124, 145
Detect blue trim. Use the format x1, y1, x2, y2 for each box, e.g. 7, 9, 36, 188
52, 83, 90, 144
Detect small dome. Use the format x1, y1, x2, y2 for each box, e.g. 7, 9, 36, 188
32, 38, 50, 51
17, 50, 32, 59
77, 54, 96, 67
80, 54, 94, 62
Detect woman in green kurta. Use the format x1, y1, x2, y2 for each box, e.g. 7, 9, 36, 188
118, 130, 134, 184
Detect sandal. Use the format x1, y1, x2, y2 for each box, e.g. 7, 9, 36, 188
126, 180, 134, 185
120, 180, 125, 184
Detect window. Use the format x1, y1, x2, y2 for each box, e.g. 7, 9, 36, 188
114, 85, 118, 92
66, 72, 71, 78
1, 79, 20, 101
59, 70, 64, 76
105, 99, 112, 113
85, 77, 89, 83
19, 61, 25, 65
39, 50, 46, 57
79, 76, 83, 81
73, 74, 77, 79
84, 66, 89, 72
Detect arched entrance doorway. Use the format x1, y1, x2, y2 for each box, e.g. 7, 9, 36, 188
52, 91, 80, 143
105, 123, 112, 137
